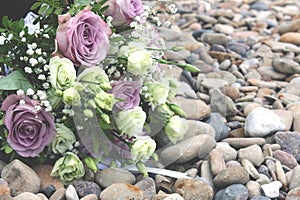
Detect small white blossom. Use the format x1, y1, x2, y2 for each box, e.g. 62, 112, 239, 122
130, 21, 138, 28
7, 33, 13, 41
20, 57, 24, 61
37, 90, 47, 100
38, 74, 46, 80
19, 30, 25, 37
31, 43, 37, 49
16, 89, 24, 95
43, 83, 50, 89
38, 57, 46, 63
26, 48, 34, 56
43, 64, 49, 71
29, 58, 38, 66
168, 4, 177, 14
21, 37, 26, 42
41, 100, 50, 107
43, 34, 50, 39
34, 105, 42, 111
32, 94, 38, 100
35, 48, 42, 55
26, 88, 35, 96
23, 56, 29, 62
35, 68, 43, 74
45, 106, 52, 112
19, 100, 26, 105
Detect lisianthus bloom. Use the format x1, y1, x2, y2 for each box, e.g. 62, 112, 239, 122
62, 87, 81, 105
110, 80, 141, 110
130, 136, 156, 162
51, 152, 85, 182
48, 56, 76, 91
142, 81, 170, 107
56, 9, 111, 67
1, 94, 56, 157
103, 0, 144, 27
127, 48, 152, 75
164, 115, 188, 144
77, 67, 111, 93
51, 123, 76, 154
115, 106, 146, 137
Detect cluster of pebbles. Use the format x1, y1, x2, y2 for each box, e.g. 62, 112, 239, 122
1, 0, 300, 199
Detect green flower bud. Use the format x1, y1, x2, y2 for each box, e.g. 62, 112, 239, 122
136, 161, 148, 177
88, 99, 97, 109
142, 82, 169, 107
84, 109, 94, 118
100, 113, 111, 124
50, 152, 85, 182
167, 102, 187, 118
130, 136, 156, 162
83, 157, 98, 173
94, 90, 114, 111
62, 87, 81, 105
54, 89, 63, 96
164, 115, 188, 144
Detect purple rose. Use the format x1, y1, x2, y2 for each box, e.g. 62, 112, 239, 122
103, 0, 144, 27
1, 94, 56, 157
110, 80, 141, 110
56, 9, 111, 67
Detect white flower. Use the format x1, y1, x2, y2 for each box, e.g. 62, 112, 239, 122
38, 74, 46, 80
36, 48, 42, 55
21, 37, 26, 42
164, 116, 188, 144
26, 49, 34, 56
130, 136, 156, 162
29, 58, 38, 66
127, 48, 152, 75
7, 34, 13, 41
16, 89, 24, 95
26, 88, 35, 96
19, 30, 25, 37
24, 67, 33, 74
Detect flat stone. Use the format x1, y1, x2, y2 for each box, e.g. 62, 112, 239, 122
247, 181, 261, 197
95, 167, 136, 188
174, 178, 214, 200
100, 183, 143, 200
285, 77, 300, 96
204, 112, 229, 141
215, 142, 237, 161
209, 149, 226, 176
278, 19, 300, 34
215, 184, 249, 200
65, 185, 79, 200
272, 57, 300, 75
202, 32, 228, 46
286, 186, 300, 200
274, 131, 300, 162
273, 150, 298, 169
280, 32, 300, 45
135, 177, 156, 200
12, 192, 41, 200
238, 144, 264, 167
222, 138, 266, 149
184, 119, 216, 139
1, 159, 41, 196
213, 166, 249, 189
159, 134, 216, 165
244, 107, 286, 137
49, 188, 66, 200
288, 166, 300, 190
261, 181, 282, 198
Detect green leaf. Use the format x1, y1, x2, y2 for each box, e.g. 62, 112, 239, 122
31, 2, 42, 10
0, 70, 33, 91
74, 0, 93, 6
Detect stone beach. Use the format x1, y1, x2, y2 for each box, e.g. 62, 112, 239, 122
2, 0, 300, 199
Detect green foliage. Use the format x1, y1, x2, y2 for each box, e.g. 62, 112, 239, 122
0, 71, 33, 91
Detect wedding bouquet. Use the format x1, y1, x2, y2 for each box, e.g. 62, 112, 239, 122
0, 0, 199, 183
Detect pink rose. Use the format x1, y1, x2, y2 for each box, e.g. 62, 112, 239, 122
103, 0, 144, 27
56, 9, 111, 67
110, 80, 141, 110
1, 94, 56, 157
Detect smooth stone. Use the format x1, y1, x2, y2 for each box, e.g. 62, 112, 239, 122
287, 103, 300, 132
95, 167, 136, 188
200, 161, 214, 187
174, 178, 214, 200
204, 112, 229, 141
177, 81, 197, 99
256, 174, 271, 185
210, 88, 239, 117
197, 50, 214, 65
202, 33, 228, 46
221, 138, 266, 149
243, 103, 261, 117
135, 177, 156, 200
286, 186, 300, 200
13, 192, 41, 200
273, 150, 298, 169
238, 144, 264, 167
152, 192, 184, 200
288, 165, 300, 190
0, 178, 10, 196
36, 193, 48, 200
280, 32, 300, 45
241, 159, 260, 179
250, 1, 269, 10
226, 160, 242, 168
209, 149, 226, 176
79, 194, 98, 200
213, 166, 249, 189
274, 131, 300, 162
215, 24, 234, 35
227, 42, 250, 57
159, 134, 216, 165
257, 66, 287, 80
40, 184, 56, 198
200, 78, 229, 89
261, 181, 282, 198
1, 159, 41, 196
184, 119, 216, 139
272, 57, 300, 75
195, 14, 218, 24
214, 184, 249, 200
170, 96, 211, 120
250, 196, 271, 200
49, 188, 66, 200
278, 19, 300, 34
215, 142, 237, 161
244, 107, 286, 137
72, 180, 101, 198
224, 85, 240, 101
247, 181, 261, 197
272, 110, 293, 131
32, 164, 64, 190
100, 183, 143, 200
270, 41, 300, 53
285, 77, 300, 96
66, 185, 79, 200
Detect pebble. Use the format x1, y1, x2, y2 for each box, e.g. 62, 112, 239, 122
65, 185, 79, 200
288, 165, 300, 190
135, 177, 156, 200
49, 187, 66, 200
215, 184, 249, 200
213, 166, 249, 189
174, 178, 214, 200
13, 192, 41, 200
244, 107, 286, 137
72, 180, 101, 198
280, 32, 300, 45
273, 150, 298, 169
247, 181, 262, 197
238, 144, 264, 167
274, 131, 300, 162
261, 181, 282, 198
272, 57, 300, 74
204, 112, 229, 141
99, 183, 143, 200
95, 167, 136, 188
215, 142, 237, 161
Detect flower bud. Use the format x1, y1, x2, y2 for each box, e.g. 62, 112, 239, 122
84, 157, 98, 173
84, 109, 94, 118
